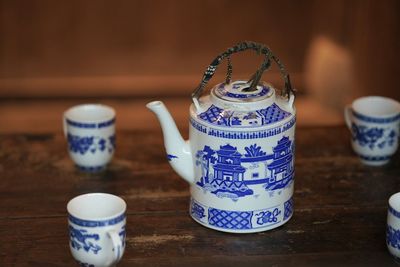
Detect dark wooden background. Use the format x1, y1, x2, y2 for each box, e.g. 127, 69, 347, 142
0, 0, 399, 134
1, 0, 399, 97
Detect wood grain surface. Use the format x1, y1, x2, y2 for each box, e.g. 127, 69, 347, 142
0, 126, 399, 266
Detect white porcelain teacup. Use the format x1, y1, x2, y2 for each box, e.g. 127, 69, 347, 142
344, 96, 400, 166
63, 104, 116, 172
387, 192, 400, 260
67, 193, 127, 267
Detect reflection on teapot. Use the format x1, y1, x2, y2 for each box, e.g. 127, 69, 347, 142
147, 41, 296, 233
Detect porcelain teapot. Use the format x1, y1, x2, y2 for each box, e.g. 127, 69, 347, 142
147, 41, 296, 233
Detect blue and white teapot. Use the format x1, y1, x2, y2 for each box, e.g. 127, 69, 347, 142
147, 41, 296, 233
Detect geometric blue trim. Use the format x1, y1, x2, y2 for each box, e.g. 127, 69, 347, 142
357, 154, 391, 161
215, 82, 270, 100
190, 116, 296, 140
66, 118, 115, 129
68, 213, 125, 227
190, 198, 291, 231
225, 87, 269, 99
352, 110, 400, 124
208, 208, 253, 229
389, 205, 400, 219
283, 198, 294, 220
76, 165, 107, 172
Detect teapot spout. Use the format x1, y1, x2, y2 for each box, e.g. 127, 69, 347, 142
146, 101, 194, 184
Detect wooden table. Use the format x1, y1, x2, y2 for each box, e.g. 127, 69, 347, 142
1, 126, 399, 266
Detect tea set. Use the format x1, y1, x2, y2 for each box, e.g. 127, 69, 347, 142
62, 41, 400, 266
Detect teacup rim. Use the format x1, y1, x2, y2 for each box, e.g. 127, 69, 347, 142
352, 96, 400, 119
64, 104, 116, 123
389, 192, 400, 213
67, 193, 126, 221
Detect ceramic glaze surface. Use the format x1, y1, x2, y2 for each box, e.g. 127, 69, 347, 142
68, 216, 126, 267
148, 80, 296, 233
197, 81, 292, 129
345, 96, 400, 166
147, 41, 297, 233
387, 192, 400, 259
187, 84, 295, 232
67, 193, 126, 267
213, 81, 271, 101
63, 104, 116, 171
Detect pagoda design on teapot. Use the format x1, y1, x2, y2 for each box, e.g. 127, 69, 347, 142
147, 41, 297, 233
196, 136, 294, 200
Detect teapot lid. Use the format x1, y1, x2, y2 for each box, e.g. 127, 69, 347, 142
194, 80, 293, 128
211, 80, 274, 106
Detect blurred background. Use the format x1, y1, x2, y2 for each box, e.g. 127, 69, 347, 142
0, 0, 399, 133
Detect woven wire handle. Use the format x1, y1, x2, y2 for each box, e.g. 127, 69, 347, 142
192, 41, 295, 104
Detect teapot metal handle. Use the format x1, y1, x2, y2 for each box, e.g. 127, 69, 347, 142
191, 41, 295, 105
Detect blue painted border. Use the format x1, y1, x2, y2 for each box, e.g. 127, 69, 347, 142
76, 165, 106, 172
197, 104, 292, 128
389, 205, 400, 219
352, 110, 400, 124
190, 116, 295, 140
190, 198, 292, 231
69, 213, 125, 227
66, 118, 115, 129
357, 154, 391, 161
223, 87, 270, 99
216, 82, 270, 100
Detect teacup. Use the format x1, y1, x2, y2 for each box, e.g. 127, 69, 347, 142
67, 193, 127, 267
63, 104, 116, 171
387, 192, 400, 260
344, 96, 400, 166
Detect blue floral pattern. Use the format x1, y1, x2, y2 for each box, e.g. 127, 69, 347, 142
387, 225, 400, 249
377, 130, 396, 149
67, 133, 116, 155
351, 123, 396, 149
